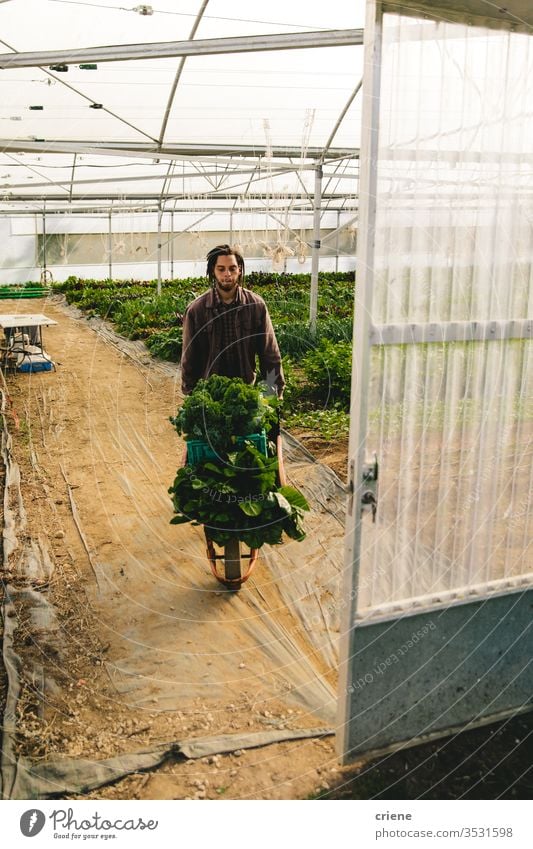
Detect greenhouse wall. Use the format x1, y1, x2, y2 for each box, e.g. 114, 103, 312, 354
0, 214, 356, 282
0, 218, 40, 283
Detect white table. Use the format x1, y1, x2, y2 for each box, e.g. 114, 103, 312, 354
0, 313, 57, 370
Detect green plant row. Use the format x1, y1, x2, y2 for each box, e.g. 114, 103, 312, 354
53, 273, 354, 350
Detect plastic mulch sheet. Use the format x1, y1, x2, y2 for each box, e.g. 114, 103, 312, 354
0, 305, 347, 798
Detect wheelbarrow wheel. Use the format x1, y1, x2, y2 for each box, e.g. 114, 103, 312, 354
224, 537, 242, 587
205, 531, 259, 590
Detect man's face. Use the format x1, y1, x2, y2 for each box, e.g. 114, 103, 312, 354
213, 254, 242, 301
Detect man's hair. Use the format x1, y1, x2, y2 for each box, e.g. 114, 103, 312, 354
206, 244, 245, 283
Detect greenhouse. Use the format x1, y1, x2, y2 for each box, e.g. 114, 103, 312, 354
0, 0, 531, 806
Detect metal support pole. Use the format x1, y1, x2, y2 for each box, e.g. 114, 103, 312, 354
309, 164, 323, 334
229, 210, 233, 245
42, 206, 47, 276
170, 209, 174, 279
108, 208, 112, 279
157, 202, 162, 295
336, 210, 340, 272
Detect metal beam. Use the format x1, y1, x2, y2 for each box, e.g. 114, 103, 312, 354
156, 202, 162, 295
107, 207, 112, 279
2, 166, 298, 191
0, 29, 364, 70
321, 78, 363, 162
309, 164, 323, 333
382, 1, 533, 35
0, 204, 353, 216
1, 193, 356, 202
0, 139, 358, 161
321, 214, 358, 243
370, 319, 533, 344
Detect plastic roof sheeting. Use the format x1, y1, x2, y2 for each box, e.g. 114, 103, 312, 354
0, 0, 365, 212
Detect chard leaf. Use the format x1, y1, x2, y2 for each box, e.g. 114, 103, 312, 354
203, 462, 221, 473
279, 486, 310, 511
238, 499, 263, 517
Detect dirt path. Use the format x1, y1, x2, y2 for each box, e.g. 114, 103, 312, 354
1, 297, 351, 800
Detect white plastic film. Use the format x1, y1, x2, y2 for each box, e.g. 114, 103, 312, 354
358, 14, 533, 611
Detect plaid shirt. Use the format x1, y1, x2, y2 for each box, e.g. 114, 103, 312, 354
181, 285, 285, 396
213, 286, 241, 378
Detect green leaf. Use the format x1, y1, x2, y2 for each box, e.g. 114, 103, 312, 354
279, 485, 310, 511
170, 514, 191, 525
203, 462, 221, 473
238, 499, 263, 517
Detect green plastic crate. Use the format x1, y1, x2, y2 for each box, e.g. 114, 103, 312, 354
186, 430, 268, 465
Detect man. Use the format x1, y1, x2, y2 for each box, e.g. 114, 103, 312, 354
180, 244, 285, 397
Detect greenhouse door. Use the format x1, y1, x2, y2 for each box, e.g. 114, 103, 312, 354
337, 3, 533, 762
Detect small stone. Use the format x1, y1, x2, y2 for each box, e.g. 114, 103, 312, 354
54, 530, 65, 539
233, 749, 243, 757
238, 663, 245, 669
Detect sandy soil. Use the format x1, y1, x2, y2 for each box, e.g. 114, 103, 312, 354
0, 297, 352, 800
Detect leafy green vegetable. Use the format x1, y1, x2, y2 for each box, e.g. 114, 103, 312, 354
169, 390, 309, 548
170, 375, 278, 453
